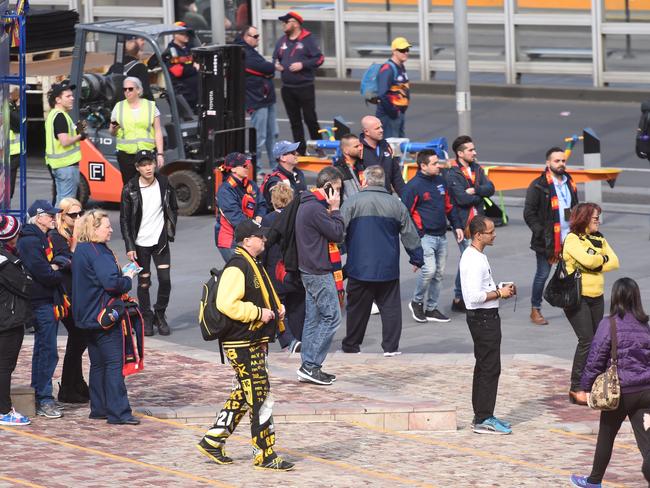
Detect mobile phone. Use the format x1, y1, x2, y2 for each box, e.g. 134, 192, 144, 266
323, 183, 334, 199
122, 262, 143, 275
498, 281, 514, 288
111, 120, 120, 127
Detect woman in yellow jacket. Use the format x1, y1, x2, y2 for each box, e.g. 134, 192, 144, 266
563, 202, 619, 405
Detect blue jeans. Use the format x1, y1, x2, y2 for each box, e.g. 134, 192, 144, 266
413, 234, 448, 311
31, 304, 59, 404
218, 246, 235, 264
454, 238, 471, 300
250, 105, 278, 170
300, 272, 341, 369
531, 252, 552, 309
377, 111, 405, 139
87, 325, 133, 423
52, 164, 80, 204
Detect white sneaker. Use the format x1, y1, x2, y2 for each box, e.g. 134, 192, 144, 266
371, 303, 380, 315
383, 351, 402, 357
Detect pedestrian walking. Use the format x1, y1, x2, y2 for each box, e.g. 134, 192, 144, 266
45, 81, 85, 204
162, 22, 199, 111
402, 150, 464, 323
110, 77, 165, 185
358, 115, 405, 196
460, 215, 515, 434
236, 24, 279, 169
120, 150, 178, 337
197, 219, 294, 471
273, 11, 324, 155
340, 165, 423, 355
333, 133, 365, 200
376, 37, 411, 138
0, 216, 32, 426
563, 202, 619, 406
524, 147, 578, 326
570, 277, 650, 488
446, 135, 495, 313
295, 166, 345, 385
261, 140, 307, 210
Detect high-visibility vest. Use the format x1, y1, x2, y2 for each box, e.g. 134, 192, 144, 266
45, 109, 81, 169
114, 99, 156, 154
9, 129, 20, 156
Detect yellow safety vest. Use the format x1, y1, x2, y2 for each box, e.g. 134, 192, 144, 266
45, 109, 81, 169
114, 99, 156, 154
9, 129, 20, 156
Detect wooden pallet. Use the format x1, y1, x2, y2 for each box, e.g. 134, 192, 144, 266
10, 48, 73, 63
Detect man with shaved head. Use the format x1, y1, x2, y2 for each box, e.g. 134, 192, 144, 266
357, 115, 405, 196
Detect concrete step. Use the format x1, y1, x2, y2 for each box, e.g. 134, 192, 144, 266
11, 385, 35, 418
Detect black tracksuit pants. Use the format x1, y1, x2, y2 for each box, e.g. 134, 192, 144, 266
564, 295, 604, 392
60, 314, 87, 390
342, 277, 401, 354
280, 84, 320, 155
0, 327, 24, 414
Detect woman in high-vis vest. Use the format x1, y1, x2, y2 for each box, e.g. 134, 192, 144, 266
110, 76, 164, 185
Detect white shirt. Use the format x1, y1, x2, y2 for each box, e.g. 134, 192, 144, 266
459, 245, 499, 310
135, 179, 164, 247
552, 175, 571, 242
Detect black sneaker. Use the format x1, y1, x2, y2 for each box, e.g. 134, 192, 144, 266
321, 370, 337, 382
154, 310, 171, 336
144, 313, 155, 336
255, 456, 295, 471
197, 438, 233, 464
425, 309, 451, 323
451, 298, 466, 313
297, 365, 333, 385
409, 301, 427, 323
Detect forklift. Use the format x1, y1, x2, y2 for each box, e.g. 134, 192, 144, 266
69, 20, 254, 215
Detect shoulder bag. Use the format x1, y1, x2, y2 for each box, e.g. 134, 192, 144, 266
543, 255, 582, 309
588, 316, 621, 411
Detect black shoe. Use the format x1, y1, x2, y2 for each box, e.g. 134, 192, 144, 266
321, 370, 337, 382
75, 380, 90, 399
197, 438, 233, 464
154, 309, 171, 336
425, 309, 451, 323
57, 382, 89, 404
89, 414, 108, 420
108, 417, 140, 425
451, 298, 466, 313
409, 301, 427, 323
255, 456, 295, 471
144, 313, 155, 336
297, 365, 333, 385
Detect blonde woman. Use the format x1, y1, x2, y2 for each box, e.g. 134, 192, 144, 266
72, 211, 139, 425
48, 197, 88, 403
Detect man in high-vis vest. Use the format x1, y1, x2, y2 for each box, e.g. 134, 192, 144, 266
9, 97, 20, 199
45, 81, 86, 204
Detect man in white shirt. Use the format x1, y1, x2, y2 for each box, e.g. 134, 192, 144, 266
120, 150, 178, 336
459, 215, 515, 435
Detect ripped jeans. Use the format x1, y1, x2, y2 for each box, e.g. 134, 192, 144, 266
134, 239, 171, 319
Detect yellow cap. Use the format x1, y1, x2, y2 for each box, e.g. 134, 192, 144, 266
391, 37, 412, 50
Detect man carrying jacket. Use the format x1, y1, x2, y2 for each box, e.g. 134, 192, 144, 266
237, 25, 279, 169
376, 37, 411, 138
273, 11, 324, 155
358, 115, 405, 196
402, 150, 464, 323
524, 146, 578, 326
120, 150, 178, 336
197, 219, 294, 472
445, 135, 495, 313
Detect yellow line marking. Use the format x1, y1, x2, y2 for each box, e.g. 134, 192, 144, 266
139, 414, 437, 487
550, 428, 639, 451
347, 421, 630, 488
0, 425, 235, 488
0, 475, 47, 488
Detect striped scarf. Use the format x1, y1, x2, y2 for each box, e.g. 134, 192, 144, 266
45, 237, 70, 320
545, 169, 577, 257
455, 160, 477, 223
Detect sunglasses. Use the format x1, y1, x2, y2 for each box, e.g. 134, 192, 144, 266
67, 211, 85, 219
247, 33, 260, 39
124, 87, 136, 92
397, 47, 410, 54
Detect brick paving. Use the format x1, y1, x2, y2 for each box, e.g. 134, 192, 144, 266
2, 337, 647, 487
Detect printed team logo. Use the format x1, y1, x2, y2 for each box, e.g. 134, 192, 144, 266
437, 184, 445, 195
89, 162, 105, 181
422, 191, 431, 201
296, 42, 304, 50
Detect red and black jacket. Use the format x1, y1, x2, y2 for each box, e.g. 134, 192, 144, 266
272, 29, 324, 88
235, 36, 276, 111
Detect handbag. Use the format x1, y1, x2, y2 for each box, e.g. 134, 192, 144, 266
543, 257, 582, 309
588, 316, 621, 411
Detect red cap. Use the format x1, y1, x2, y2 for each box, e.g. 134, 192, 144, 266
278, 11, 303, 24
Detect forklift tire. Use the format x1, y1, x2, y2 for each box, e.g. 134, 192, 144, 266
168, 169, 207, 216
77, 175, 90, 207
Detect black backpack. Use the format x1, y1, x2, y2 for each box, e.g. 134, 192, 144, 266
636, 100, 650, 160
0, 248, 34, 332
198, 267, 232, 362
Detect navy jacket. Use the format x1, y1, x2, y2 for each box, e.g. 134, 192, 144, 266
444, 161, 495, 228
235, 36, 276, 110
273, 29, 324, 87
295, 191, 345, 275
341, 186, 423, 282
72, 242, 132, 329
16, 224, 62, 305
582, 313, 650, 394
358, 134, 405, 196
376, 59, 410, 119
401, 171, 462, 237
261, 164, 307, 210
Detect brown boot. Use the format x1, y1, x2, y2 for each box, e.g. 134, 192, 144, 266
530, 308, 549, 325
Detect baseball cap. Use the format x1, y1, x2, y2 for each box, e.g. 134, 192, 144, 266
234, 219, 269, 243
391, 37, 412, 51
278, 11, 303, 24
224, 152, 251, 170
272, 140, 300, 160
27, 200, 62, 218
0, 215, 21, 241
174, 21, 191, 33
134, 149, 156, 166
48, 80, 76, 100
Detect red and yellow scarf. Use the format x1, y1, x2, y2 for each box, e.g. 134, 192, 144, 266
545, 169, 577, 257
45, 237, 71, 320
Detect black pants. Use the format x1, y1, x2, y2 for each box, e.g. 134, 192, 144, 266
60, 314, 87, 389
466, 308, 502, 423
280, 85, 320, 155
0, 327, 24, 414
201, 345, 276, 464
343, 277, 401, 353
564, 295, 604, 391
117, 151, 138, 186
135, 239, 171, 318
588, 389, 650, 485
9, 154, 19, 199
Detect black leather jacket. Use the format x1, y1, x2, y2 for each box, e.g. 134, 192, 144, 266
120, 173, 178, 252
